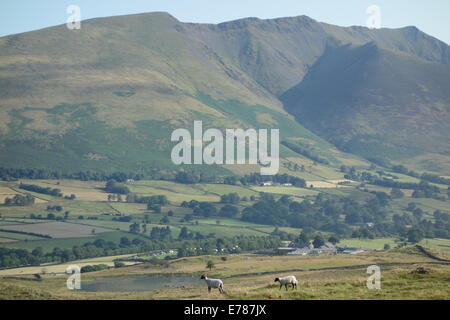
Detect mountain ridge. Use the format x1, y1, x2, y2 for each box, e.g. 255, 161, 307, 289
0, 12, 449, 174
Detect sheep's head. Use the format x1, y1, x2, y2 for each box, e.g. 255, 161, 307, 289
200, 274, 207, 280
274, 278, 280, 282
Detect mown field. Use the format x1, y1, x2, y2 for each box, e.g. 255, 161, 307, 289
0, 221, 113, 239
1, 231, 149, 253
0, 254, 140, 276
0, 246, 449, 300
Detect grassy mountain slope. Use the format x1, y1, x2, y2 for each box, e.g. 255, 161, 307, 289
281, 42, 450, 171
0, 12, 449, 173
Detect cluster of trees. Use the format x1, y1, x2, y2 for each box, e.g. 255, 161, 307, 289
281, 141, 330, 165
126, 194, 169, 205
343, 167, 446, 200
396, 209, 450, 239
391, 165, 417, 176
105, 179, 130, 195
390, 188, 405, 199
29, 212, 70, 221
4, 194, 35, 206
392, 165, 450, 186
107, 194, 123, 202
181, 200, 218, 217
0, 248, 42, 268
350, 207, 450, 241
129, 222, 143, 234
0, 235, 281, 269
219, 205, 240, 218
147, 203, 162, 213
220, 193, 241, 204
291, 229, 340, 248
46, 205, 63, 212
241, 192, 424, 239
344, 166, 449, 200
178, 226, 212, 240
115, 194, 170, 213
412, 188, 447, 201
192, 202, 217, 217
149, 226, 172, 240
19, 183, 63, 197
283, 161, 305, 172
113, 215, 133, 222
420, 173, 450, 186
80, 264, 109, 273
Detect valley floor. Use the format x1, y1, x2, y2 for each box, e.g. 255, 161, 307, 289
1, 247, 449, 300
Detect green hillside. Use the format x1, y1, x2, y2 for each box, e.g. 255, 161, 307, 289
0, 12, 449, 174
281, 42, 450, 171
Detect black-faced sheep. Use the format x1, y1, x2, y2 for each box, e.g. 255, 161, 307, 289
274, 275, 298, 291
200, 274, 224, 293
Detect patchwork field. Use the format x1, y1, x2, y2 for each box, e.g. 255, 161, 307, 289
2, 231, 149, 253
19, 180, 111, 202
0, 254, 139, 276
0, 231, 47, 242
251, 186, 319, 197
0, 175, 449, 300
306, 180, 353, 188
0, 222, 114, 238
338, 238, 399, 250
0, 185, 48, 204
197, 184, 258, 197
0, 186, 20, 205
127, 183, 219, 203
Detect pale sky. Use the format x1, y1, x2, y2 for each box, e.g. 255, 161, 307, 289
0, 0, 449, 44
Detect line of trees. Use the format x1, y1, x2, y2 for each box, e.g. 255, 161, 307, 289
0, 229, 51, 239
0, 167, 154, 182
1, 166, 309, 190
392, 165, 450, 186
281, 141, 330, 165
0, 235, 281, 269
3, 194, 35, 206
19, 183, 63, 197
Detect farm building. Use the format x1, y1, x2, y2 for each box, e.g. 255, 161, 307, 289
337, 246, 370, 254
287, 248, 311, 255
277, 244, 337, 255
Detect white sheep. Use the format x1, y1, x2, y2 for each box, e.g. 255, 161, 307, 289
274, 275, 298, 291
200, 274, 225, 293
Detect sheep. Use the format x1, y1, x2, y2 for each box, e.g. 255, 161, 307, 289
274, 275, 298, 291
200, 274, 225, 293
